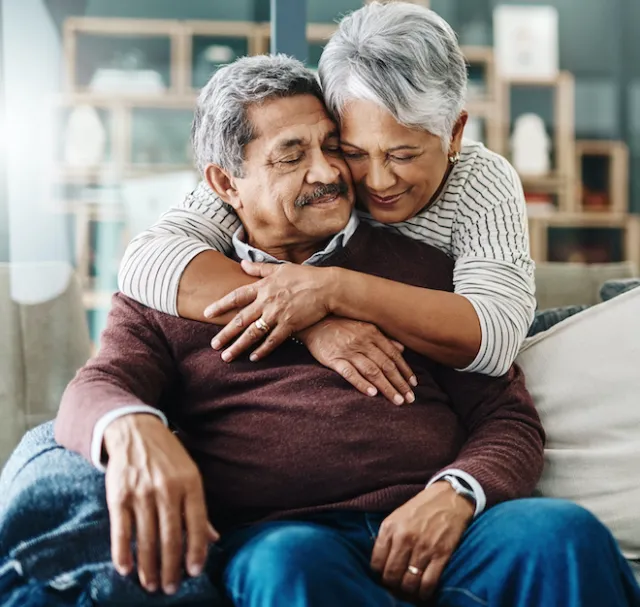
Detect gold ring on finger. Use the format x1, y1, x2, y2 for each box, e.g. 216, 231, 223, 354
255, 317, 270, 333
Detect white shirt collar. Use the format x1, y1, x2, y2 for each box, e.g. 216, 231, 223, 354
232, 212, 359, 266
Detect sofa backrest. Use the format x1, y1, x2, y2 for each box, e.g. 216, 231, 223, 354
534, 261, 637, 309
0, 263, 91, 465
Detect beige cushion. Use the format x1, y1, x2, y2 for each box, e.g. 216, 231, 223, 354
517, 286, 640, 559
534, 261, 637, 310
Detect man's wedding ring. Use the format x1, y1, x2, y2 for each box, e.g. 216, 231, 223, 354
255, 317, 270, 333
407, 565, 422, 576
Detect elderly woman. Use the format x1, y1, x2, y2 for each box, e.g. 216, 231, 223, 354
118, 2, 534, 397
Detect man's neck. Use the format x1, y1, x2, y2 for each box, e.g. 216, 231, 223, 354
247, 237, 330, 264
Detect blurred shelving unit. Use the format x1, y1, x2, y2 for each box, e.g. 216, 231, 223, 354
57, 7, 640, 344
496, 70, 637, 267
575, 140, 629, 214
502, 71, 577, 213
462, 46, 505, 154
59, 17, 208, 338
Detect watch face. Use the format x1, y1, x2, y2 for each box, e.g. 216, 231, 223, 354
444, 475, 476, 504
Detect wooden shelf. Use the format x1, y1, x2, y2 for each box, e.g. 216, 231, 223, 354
184, 20, 260, 37
55, 164, 195, 182
530, 211, 626, 226
83, 288, 116, 310
503, 73, 567, 87
521, 174, 568, 192
576, 139, 629, 214
125, 163, 194, 174
528, 213, 640, 267
54, 200, 125, 220
54, 166, 121, 184
465, 98, 498, 117
55, 92, 197, 108
64, 16, 181, 36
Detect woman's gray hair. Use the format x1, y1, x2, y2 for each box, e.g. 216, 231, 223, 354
192, 54, 323, 176
318, 2, 467, 150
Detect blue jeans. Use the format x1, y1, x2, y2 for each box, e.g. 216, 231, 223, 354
219, 507, 640, 607
2, 423, 640, 606
0, 422, 222, 606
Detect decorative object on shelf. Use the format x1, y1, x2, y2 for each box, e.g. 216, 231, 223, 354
582, 187, 610, 212
511, 114, 551, 176
194, 44, 237, 87
89, 49, 165, 95
494, 5, 559, 80
63, 105, 107, 168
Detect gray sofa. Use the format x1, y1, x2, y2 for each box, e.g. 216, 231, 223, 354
0, 263, 91, 465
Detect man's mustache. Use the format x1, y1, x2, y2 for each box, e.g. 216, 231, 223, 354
294, 181, 349, 208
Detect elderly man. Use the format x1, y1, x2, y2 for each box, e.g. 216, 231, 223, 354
1, 55, 639, 607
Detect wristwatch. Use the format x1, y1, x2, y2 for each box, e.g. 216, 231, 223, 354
441, 474, 476, 506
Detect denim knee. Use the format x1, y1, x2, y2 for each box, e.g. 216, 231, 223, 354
486, 498, 609, 556
227, 523, 335, 585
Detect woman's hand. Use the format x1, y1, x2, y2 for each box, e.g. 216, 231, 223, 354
207, 261, 336, 362
299, 317, 416, 405
371, 482, 474, 602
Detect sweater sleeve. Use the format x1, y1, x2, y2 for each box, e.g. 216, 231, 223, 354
431, 363, 545, 509
118, 181, 241, 316
54, 293, 176, 462
452, 155, 536, 377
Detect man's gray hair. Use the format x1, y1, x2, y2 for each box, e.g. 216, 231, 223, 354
318, 2, 467, 150
192, 54, 323, 176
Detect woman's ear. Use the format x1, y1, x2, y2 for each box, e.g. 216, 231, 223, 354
450, 111, 469, 153
204, 164, 243, 210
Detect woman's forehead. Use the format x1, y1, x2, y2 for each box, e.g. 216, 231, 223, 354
340, 100, 437, 150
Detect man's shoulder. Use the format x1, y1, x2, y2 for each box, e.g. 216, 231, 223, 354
110, 292, 185, 327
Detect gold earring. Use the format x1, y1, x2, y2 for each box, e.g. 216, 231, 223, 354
448, 151, 460, 165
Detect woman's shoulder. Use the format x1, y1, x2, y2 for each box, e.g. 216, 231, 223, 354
451, 140, 523, 201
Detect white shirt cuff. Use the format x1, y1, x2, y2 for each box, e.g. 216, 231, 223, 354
90, 406, 169, 472
427, 468, 486, 517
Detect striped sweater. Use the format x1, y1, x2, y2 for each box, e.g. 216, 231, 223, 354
117, 140, 535, 377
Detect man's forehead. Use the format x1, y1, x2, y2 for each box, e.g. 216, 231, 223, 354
247, 96, 338, 150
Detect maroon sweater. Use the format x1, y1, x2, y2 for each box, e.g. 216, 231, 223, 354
55, 222, 544, 530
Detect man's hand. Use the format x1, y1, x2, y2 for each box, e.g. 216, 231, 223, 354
371, 482, 474, 602
104, 414, 219, 595
299, 318, 416, 405
206, 261, 335, 362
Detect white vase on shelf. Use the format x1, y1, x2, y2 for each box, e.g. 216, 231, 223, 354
511, 113, 551, 176
63, 105, 106, 168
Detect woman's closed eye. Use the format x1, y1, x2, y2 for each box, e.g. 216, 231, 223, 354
323, 144, 342, 155
390, 155, 418, 163
341, 150, 366, 160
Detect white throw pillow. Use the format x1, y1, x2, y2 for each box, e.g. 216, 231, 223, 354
517, 286, 640, 560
